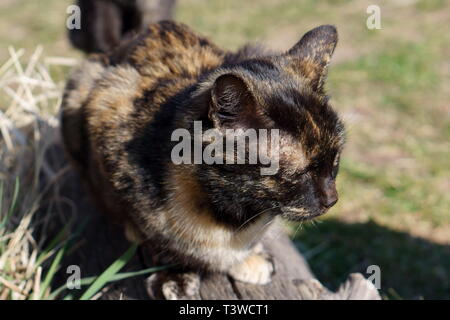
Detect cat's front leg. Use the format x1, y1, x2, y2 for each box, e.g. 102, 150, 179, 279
228, 243, 274, 285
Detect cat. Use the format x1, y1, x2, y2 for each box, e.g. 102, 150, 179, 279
61, 20, 345, 285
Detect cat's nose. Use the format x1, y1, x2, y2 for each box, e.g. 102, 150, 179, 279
320, 179, 338, 208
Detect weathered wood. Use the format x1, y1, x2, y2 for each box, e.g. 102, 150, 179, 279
143, 226, 381, 300
294, 273, 382, 300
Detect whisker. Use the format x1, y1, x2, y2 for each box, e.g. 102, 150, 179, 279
233, 205, 280, 234
292, 221, 303, 240
246, 218, 276, 247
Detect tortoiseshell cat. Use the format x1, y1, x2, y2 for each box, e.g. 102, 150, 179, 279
62, 21, 345, 284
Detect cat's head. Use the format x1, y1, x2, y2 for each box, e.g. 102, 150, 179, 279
193, 25, 345, 224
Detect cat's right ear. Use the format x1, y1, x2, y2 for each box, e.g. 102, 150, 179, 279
286, 25, 338, 92
209, 74, 255, 127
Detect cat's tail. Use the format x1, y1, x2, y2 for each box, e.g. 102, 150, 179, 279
68, 0, 177, 54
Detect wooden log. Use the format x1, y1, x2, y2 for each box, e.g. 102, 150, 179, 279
143, 225, 381, 300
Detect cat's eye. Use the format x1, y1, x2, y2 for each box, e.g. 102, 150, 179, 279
297, 163, 319, 178
333, 153, 340, 167
332, 153, 340, 178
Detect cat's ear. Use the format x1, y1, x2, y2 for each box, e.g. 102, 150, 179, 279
287, 25, 338, 92
209, 74, 254, 126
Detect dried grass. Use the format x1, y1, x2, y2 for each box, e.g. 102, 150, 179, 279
0, 48, 167, 300
0, 47, 77, 300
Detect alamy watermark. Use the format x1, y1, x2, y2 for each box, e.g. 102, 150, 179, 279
66, 265, 81, 290
367, 264, 381, 290
66, 5, 81, 30
366, 5, 382, 30
171, 121, 280, 176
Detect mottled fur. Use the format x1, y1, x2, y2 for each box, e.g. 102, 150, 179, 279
62, 21, 345, 280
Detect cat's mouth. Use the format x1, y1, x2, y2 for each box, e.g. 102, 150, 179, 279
280, 206, 328, 222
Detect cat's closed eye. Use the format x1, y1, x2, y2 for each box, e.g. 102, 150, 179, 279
332, 153, 341, 178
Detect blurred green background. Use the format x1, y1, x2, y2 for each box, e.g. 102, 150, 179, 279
0, 0, 449, 299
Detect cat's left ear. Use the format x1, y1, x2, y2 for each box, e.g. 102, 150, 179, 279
286, 25, 338, 92
209, 73, 255, 127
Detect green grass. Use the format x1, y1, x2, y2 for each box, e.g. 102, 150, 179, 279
177, 0, 346, 50
1, 0, 449, 299
416, 0, 446, 11
50, 262, 169, 300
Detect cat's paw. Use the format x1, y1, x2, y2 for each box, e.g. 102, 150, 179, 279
146, 271, 201, 300
228, 252, 274, 285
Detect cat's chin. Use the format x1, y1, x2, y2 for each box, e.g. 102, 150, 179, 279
280, 207, 328, 222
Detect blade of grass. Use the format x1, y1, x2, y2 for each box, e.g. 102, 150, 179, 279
109, 265, 173, 281
0, 177, 19, 229
36, 217, 90, 299
37, 245, 66, 300
49, 264, 171, 300
36, 217, 88, 273
63, 293, 74, 300
79, 244, 138, 300
0, 180, 4, 221
35, 222, 71, 267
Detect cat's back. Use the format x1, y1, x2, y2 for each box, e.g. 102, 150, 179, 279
110, 20, 225, 79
